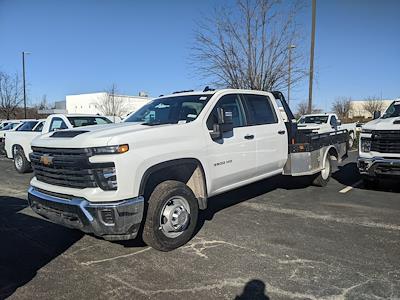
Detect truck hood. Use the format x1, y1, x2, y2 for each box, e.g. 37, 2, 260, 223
363, 117, 400, 131
31, 122, 172, 148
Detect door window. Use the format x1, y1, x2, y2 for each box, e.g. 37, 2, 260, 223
330, 115, 337, 127
206, 94, 245, 130
49, 118, 68, 131
242, 94, 278, 125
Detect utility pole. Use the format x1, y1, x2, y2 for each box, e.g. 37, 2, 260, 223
287, 44, 296, 106
22, 51, 30, 119
308, 0, 316, 114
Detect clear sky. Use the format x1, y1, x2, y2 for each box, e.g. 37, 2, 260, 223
0, 0, 399, 111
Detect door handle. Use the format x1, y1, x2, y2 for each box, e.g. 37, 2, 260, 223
278, 130, 286, 135
244, 134, 254, 140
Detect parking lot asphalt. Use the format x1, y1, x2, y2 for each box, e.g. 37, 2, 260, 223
0, 152, 399, 300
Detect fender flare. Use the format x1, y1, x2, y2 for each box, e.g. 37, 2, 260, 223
322, 146, 339, 169
138, 158, 208, 209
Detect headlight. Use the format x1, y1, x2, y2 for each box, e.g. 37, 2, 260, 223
360, 138, 371, 152
361, 129, 372, 134
92, 144, 129, 155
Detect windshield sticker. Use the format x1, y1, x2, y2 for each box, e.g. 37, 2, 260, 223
187, 114, 197, 118
155, 103, 169, 109
199, 96, 208, 101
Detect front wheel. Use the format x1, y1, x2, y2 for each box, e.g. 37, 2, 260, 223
14, 149, 31, 174
313, 155, 332, 187
142, 180, 198, 251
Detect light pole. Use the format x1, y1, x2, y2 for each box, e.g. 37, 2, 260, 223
308, 0, 316, 114
287, 44, 296, 106
22, 51, 31, 119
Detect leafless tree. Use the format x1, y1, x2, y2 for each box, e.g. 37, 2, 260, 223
295, 101, 321, 118
362, 96, 385, 116
192, 0, 307, 91
37, 94, 51, 110
98, 85, 127, 119
0, 71, 24, 119
332, 97, 352, 120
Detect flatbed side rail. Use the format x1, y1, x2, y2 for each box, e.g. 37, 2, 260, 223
290, 130, 349, 153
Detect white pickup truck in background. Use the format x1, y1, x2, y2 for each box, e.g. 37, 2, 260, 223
358, 100, 400, 186
27, 89, 348, 251
298, 113, 357, 148
5, 114, 113, 173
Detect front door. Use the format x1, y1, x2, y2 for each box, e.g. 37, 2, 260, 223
205, 94, 257, 195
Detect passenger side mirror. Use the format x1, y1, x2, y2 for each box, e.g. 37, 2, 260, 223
373, 111, 381, 120
210, 108, 234, 140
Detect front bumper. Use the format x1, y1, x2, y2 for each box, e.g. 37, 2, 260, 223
358, 157, 400, 177
28, 186, 144, 240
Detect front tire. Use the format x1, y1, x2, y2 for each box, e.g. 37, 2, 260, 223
313, 155, 332, 187
142, 180, 198, 251
13, 149, 31, 174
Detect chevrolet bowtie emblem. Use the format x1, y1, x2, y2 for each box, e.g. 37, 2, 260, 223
40, 154, 53, 166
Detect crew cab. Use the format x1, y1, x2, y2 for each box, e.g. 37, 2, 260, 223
298, 113, 356, 148
358, 100, 400, 186
5, 114, 112, 173
27, 89, 348, 251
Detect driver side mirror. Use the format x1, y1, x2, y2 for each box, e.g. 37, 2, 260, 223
337, 119, 342, 126
210, 108, 234, 140
373, 111, 381, 120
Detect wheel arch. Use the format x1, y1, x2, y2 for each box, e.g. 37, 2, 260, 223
323, 146, 339, 169
11, 144, 23, 158
139, 158, 208, 210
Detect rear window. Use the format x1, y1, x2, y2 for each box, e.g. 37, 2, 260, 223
67, 117, 112, 127
242, 94, 278, 125
16, 121, 39, 131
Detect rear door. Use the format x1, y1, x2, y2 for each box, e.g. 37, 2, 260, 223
205, 93, 257, 195
241, 93, 288, 177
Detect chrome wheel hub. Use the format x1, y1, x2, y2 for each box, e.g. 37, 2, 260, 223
159, 196, 190, 238
15, 155, 23, 169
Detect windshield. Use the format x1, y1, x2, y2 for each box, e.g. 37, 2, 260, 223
67, 116, 112, 127
299, 116, 328, 124
1, 123, 20, 130
125, 94, 213, 125
382, 102, 400, 119
16, 121, 39, 131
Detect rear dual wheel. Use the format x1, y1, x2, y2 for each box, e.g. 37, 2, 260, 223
312, 155, 332, 187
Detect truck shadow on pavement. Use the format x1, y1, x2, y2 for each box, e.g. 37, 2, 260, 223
0, 196, 83, 299
197, 174, 311, 231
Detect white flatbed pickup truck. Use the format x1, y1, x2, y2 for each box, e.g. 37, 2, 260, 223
358, 100, 400, 186
5, 114, 112, 173
298, 113, 356, 148
27, 89, 348, 251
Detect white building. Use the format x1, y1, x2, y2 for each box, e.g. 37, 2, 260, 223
66, 92, 151, 116
349, 99, 393, 119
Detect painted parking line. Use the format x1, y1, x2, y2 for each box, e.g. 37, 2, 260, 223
339, 180, 363, 194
